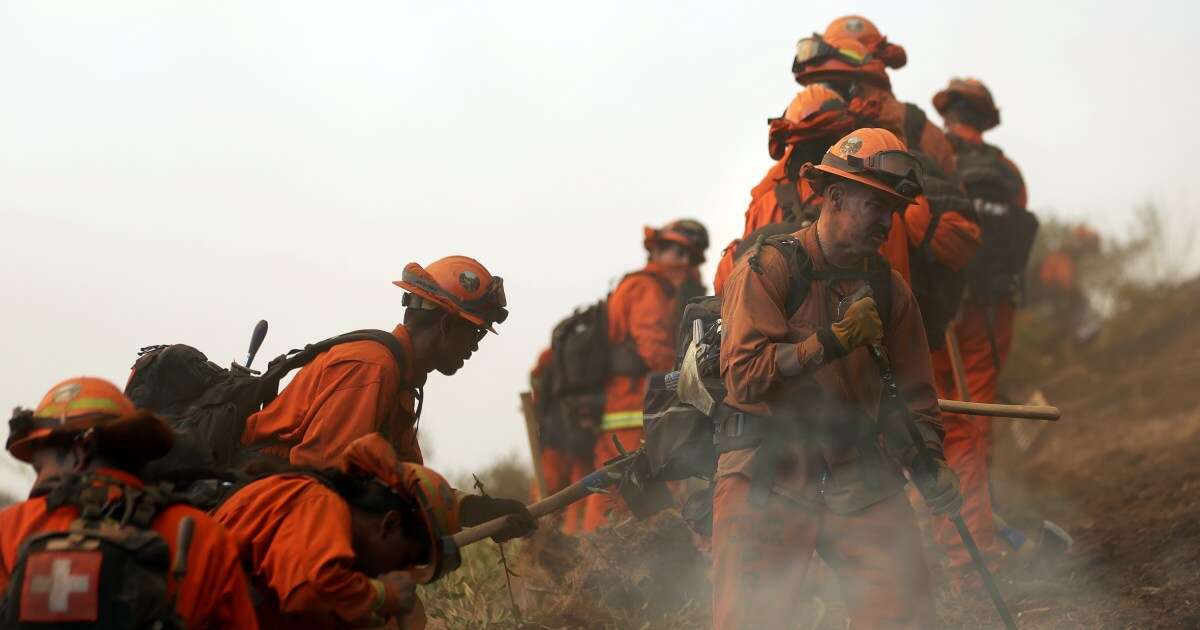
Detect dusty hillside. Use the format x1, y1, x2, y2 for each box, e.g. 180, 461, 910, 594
425, 277, 1200, 629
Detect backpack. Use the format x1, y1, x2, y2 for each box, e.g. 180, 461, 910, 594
902, 103, 977, 349
125, 329, 408, 480
530, 354, 595, 460
950, 135, 1040, 303
642, 297, 725, 483
0, 473, 186, 629
545, 271, 677, 444
642, 229, 894, 485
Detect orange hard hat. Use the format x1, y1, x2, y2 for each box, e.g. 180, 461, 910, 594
6, 376, 174, 464
807, 128, 923, 204
339, 434, 462, 584
933, 78, 1001, 131
823, 15, 907, 69
394, 256, 508, 333
643, 219, 710, 263
791, 34, 889, 89
784, 84, 846, 123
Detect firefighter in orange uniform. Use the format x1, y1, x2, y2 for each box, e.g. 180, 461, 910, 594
713, 79, 882, 296
0, 377, 257, 629
239, 255, 534, 541
214, 434, 460, 629
927, 77, 1039, 588
803, 15, 982, 283
581, 220, 709, 531
713, 129, 962, 628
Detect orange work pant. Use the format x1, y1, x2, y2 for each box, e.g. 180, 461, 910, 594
581, 427, 641, 532
711, 474, 934, 629
540, 446, 591, 534
930, 301, 1014, 572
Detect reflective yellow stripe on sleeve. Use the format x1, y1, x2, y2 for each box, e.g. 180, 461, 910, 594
601, 410, 645, 431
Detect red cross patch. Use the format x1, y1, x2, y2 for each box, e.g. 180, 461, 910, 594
19, 550, 102, 622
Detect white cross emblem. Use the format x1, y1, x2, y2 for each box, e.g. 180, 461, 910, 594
29, 558, 91, 613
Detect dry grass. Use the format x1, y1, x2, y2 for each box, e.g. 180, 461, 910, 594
423, 512, 709, 629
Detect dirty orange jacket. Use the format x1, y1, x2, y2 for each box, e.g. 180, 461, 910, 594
601, 262, 697, 429
0, 468, 257, 630
213, 474, 394, 629
241, 324, 426, 468
719, 226, 943, 513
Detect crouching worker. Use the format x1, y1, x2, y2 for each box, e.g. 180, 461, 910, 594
0, 377, 257, 629
713, 129, 963, 629
213, 434, 462, 629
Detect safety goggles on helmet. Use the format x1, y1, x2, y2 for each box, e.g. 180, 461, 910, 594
400, 269, 509, 326
794, 34, 871, 69
823, 150, 924, 199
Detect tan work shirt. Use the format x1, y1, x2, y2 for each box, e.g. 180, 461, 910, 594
719, 226, 943, 514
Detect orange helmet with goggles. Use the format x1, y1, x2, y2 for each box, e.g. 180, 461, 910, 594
823, 15, 907, 70
394, 256, 507, 333
643, 219, 709, 263
792, 34, 889, 89
805, 128, 924, 204
933, 77, 1001, 131
6, 376, 174, 464
340, 434, 462, 584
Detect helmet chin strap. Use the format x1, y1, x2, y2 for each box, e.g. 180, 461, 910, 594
70, 428, 99, 472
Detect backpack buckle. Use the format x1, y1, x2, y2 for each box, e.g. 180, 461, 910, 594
725, 413, 746, 438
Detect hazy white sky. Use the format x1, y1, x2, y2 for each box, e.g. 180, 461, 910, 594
2, 1, 1197, 496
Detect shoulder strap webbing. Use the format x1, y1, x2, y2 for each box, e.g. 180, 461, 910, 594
773, 182, 803, 225
902, 103, 927, 153
756, 236, 893, 330
258, 329, 408, 405
45, 473, 175, 530
773, 181, 819, 225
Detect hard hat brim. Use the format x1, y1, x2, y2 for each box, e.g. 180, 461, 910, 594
7, 411, 175, 464
393, 280, 497, 333
813, 163, 917, 204
932, 88, 1000, 131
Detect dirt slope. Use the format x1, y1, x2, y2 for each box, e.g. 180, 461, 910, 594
962, 278, 1200, 628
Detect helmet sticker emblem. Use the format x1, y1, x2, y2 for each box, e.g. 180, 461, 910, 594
458, 271, 480, 293
845, 18, 864, 32
51, 383, 82, 404
839, 136, 863, 156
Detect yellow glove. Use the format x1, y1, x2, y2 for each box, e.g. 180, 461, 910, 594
829, 296, 884, 355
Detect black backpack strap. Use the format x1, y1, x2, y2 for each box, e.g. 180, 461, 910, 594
45, 472, 176, 530
258, 329, 409, 404
903, 102, 927, 153
749, 235, 814, 318
774, 181, 802, 224
867, 257, 894, 332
